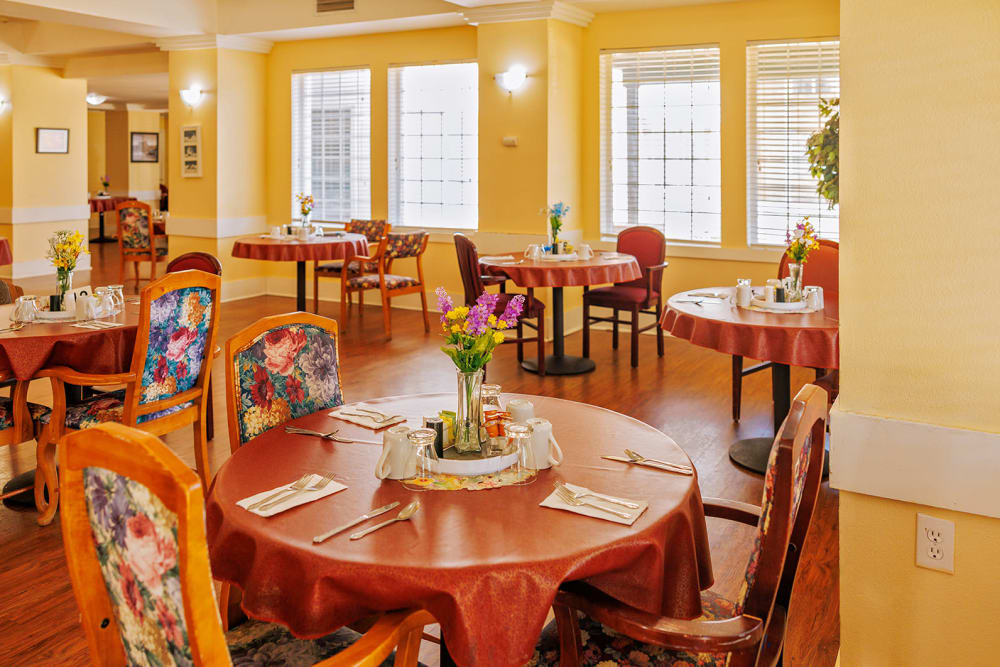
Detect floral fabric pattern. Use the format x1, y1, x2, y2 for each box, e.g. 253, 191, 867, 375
347, 219, 388, 242
234, 323, 344, 444
38, 389, 192, 430
119, 207, 152, 250
142, 287, 213, 406
83, 466, 191, 667
0, 397, 50, 429
226, 621, 401, 667
347, 274, 418, 290
385, 232, 426, 259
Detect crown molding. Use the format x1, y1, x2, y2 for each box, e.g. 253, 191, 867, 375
156, 34, 273, 54
0, 52, 67, 68
462, 1, 593, 27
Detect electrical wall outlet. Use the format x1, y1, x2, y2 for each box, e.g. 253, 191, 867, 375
916, 513, 954, 573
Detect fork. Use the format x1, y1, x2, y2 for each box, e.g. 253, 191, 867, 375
555, 482, 640, 509
624, 449, 693, 473
341, 411, 402, 424
555, 485, 634, 519
285, 426, 360, 443
246, 474, 312, 510
257, 473, 336, 512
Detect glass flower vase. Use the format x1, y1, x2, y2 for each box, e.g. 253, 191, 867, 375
56, 269, 73, 311
301, 211, 312, 227
454, 369, 486, 454
787, 262, 804, 301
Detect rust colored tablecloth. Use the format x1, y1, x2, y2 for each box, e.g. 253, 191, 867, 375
88, 196, 128, 213
661, 287, 839, 369
0, 302, 140, 380
231, 233, 368, 263
0, 238, 10, 266
480, 252, 641, 287
206, 393, 712, 667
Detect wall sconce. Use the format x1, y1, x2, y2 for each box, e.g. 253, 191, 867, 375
179, 87, 202, 107
495, 65, 527, 93
0, 99, 7, 113
86, 93, 108, 105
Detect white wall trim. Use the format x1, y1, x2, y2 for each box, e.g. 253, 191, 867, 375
167, 216, 267, 238
0, 205, 91, 225
596, 238, 784, 264
462, 1, 593, 27
830, 405, 1000, 519
128, 190, 159, 201
156, 34, 273, 54
12, 253, 91, 279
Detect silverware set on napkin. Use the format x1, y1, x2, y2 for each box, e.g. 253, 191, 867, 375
336, 406, 405, 424
553, 482, 638, 520
284, 425, 379, 444
601, 449, 694, 475
245, 473, 337, 512
0, 322, 24, 333
73, 320, 122, 330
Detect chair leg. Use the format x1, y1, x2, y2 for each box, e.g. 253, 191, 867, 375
133, 261, 140, 286
582, 300, 591, 359
340, 290, 349, 332
313, 271, 320, 314
516, 320, 525, 362
35, 431, 59, 526
382, 294, 392, 341
393, 626, 425, 667
630, 306, 640, 368
193, 413, 210, 488
656, 300, 664, 357
612, 309, 619, 349
150, 257, 157, 281
732, 355, 744, 422
419, 289, 430, 333
537, 314, 546, 376
205, 378, 215, 442
554, 603, 582, 667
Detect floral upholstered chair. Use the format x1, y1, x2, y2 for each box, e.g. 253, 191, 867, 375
339, 231, 430, 340
116, 200, 169, 288
225, 312, 344, 451
533, 384, 829, 667
35, 270, 220, 526
59, 423, 434, 667
312, 219, 391, 314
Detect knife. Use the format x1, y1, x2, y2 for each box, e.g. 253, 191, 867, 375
312, 502, 401, 544
601, 455, 694, 475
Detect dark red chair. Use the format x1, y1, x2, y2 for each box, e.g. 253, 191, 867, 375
454, 234, 545, 375
167, 252, 222, 441
732, 239, 838, 421
582, 226, 668, 367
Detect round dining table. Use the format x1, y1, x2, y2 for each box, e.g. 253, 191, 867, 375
231, 233, 368, 312
480, 252, 641, 375
88, 195, 129, 243
661, 287, 839, 473
206, 392, 713, 667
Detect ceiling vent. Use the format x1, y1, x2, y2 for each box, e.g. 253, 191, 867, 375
317, 0, 354, 13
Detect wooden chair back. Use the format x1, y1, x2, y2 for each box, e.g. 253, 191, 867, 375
383, 231, 428, 276
615, 226, 667, 292
224, 312, 345, 452
59, 423, 231, 666
115, 200, 156, 253
167, 252, 222, 276
0, 278, 22, 305
453, 233, 486, 307
778, 238, 838, 295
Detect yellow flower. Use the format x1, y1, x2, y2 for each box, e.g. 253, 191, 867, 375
462, 321, 470, 332
493, 332, 504, 344
446, 309, 459, 320
455, 306, 469, 317
487, 314, 497, 327
451, 324, 461, 333
496, 320, 508, 330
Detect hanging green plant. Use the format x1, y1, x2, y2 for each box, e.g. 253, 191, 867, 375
806, 97, 839, 208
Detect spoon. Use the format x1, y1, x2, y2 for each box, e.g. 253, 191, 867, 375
349, 501, 420, 540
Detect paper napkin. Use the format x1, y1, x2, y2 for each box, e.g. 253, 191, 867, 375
540, 482, 647, 526
478, 255, 516, 263
329, 403, 407, 429
237, 474, 346, 517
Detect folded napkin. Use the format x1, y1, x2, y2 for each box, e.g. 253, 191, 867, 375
71, 322, 124, 330
329, 403, 407, 429
479, 255, 516, 263
748, 304, 820, 314
540, 483, 647, 526
687, 291, 727, 299
238, 474, 346, 517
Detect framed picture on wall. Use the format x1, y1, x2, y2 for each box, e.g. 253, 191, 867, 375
36, 128, 69, 154
130, 132, 159, 162
180, 124, 201, 178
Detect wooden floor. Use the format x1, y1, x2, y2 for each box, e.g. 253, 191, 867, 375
0, 247, 839, 665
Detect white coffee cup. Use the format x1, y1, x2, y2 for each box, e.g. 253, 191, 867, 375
376, 425, 416, 480
578, 243, 594, 259
271, 226, 282, 238
526, 418, 563, 469
507, 398, 535, 423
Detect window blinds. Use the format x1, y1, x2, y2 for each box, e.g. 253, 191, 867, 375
746, 39, 840, 245
388, 62, 478, 229
291, 68, 371, 222
600, 46, 721, 242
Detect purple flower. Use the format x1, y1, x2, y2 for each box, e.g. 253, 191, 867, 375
476, 290, 499, 315
466, 303, 491, 336
435, 287, 454, 323
499, 294, 526, 327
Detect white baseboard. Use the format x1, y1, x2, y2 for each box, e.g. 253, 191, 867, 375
167, 216, 267, 238
0, 205, 90, 224
12, 254, 92, 279
220, 277, 267, 303
830, 405, 1000, 519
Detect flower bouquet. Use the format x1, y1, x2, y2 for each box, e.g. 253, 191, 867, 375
296, 193, 314, 225
542, 202, 569, 253
436, 287, 525, 453
46, 230, 87, 309
99, 175, 110, 195
784, 218, 821, 300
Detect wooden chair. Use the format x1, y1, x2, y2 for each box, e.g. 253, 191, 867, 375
312, 219, 390, 314
732, 239, 838, 421
0, 372, 51, 508
537, 383, 828, 667
59, 422, 433, 667
34, 269, 221, 526
116, 200, 169, 289
454, 233, 546, 375
167, 252, 223, 442
340, 231, 430, 341
582, 226, 668, 368
0, 278, 23, 305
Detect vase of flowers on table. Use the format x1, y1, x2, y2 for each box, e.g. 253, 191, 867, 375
99, 175, 109, 196
543, 202, 569, 254
784, 218, 820, 301
47, 230, 87, 310
296, 193, 314, 227
436, 287, 526, 454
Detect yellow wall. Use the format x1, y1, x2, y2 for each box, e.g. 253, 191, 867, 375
127, 110, 162, 207
217, 49, 266, 221
838, 0, 1000, 662
168, 48, 218, 225
547, 20, 583, 232
87, 109, 105, 195
104, 109, 129, 196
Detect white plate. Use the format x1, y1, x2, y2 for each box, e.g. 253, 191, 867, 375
36, 310, 77, 321
424, 450, 519, 476
750, 296, 807, 311
539, 252, 579, 262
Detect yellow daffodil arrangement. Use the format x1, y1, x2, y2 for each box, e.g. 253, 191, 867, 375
785, 217, 821, 264
47, 229, 87, 297
435, 287, 525, 373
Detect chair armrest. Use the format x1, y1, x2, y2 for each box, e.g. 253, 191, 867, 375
645, 261, 669, 300
556, 582, 763, 653
35, 366, 137, 386
312, 609, 436, 667
702, 497, 762, 526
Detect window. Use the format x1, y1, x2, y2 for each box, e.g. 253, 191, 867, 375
388, 62, 478, 229
600, 46, 721, 242
291, 68, 371, 221
747, 39, 840, 245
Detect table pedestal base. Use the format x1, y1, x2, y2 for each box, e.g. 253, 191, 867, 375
728, 436, 831, 478
2, 469, 38, 510
522, 355, 595, 376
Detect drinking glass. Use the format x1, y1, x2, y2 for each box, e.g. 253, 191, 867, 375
403, 428, 439, 491
506, 423, 537, 486
12, 295, 39, 323
108, 285, 125, 314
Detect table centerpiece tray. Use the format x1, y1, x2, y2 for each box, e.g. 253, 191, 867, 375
538, 252, 579, 262
429, 445, 519, 476
749, 296, 808, 312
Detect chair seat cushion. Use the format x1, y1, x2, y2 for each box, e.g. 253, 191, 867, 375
225, 620, 402, 667
584, 285, 653, 307
38, 388, 193, 430
532, 590, 734, 666
315, 260, 376, 275
0, 397, 50, 430
347, 274, 418, 290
